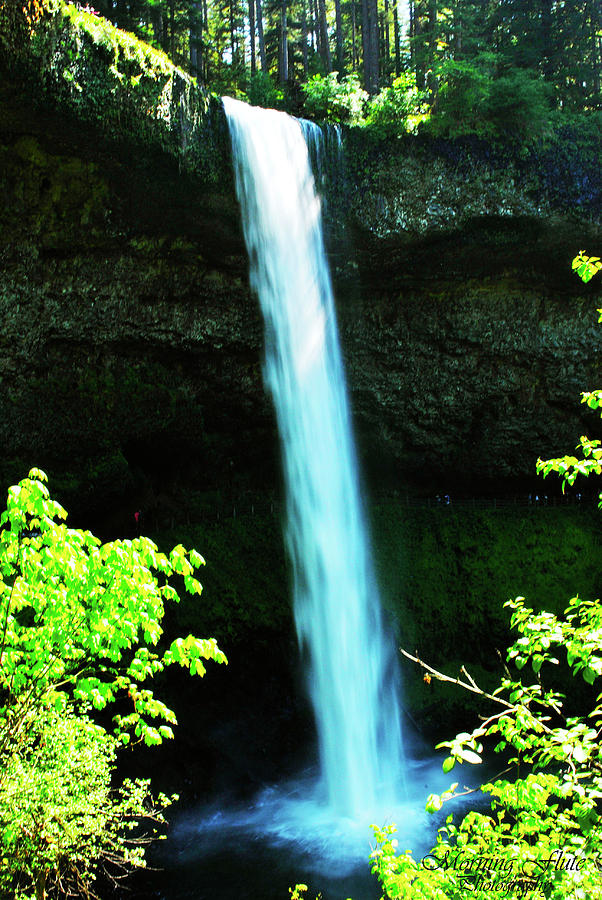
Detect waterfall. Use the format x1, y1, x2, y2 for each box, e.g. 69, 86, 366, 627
223, 97, 404, 819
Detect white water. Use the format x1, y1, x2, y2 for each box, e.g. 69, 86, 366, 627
223, 97, 404, 820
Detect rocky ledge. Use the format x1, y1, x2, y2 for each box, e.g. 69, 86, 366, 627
1, 2, 601, 515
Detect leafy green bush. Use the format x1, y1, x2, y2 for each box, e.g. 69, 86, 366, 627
1, 705, 170, 899
301, 72, 367, 125
429, 57, 491, 136
241, 71, 286, 110
371, 593, 602, 899
538, 269, 602, 499
0, 469, 226, 898
572, 251, 602, 284
364, 72, 429, 137
483, 69, 552, 141
431, 54, 552, 140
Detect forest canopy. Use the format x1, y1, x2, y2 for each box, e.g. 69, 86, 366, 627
86, 0, 601, 133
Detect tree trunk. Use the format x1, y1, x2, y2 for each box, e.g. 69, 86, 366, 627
202, 0, 208, 78
301, 0, 309, 77
427, 0, 438, 97
384, 0, 390, 77
256, 0, 267, 70
313, 0, 322, 57
189, 1, 203, 75
351, 0, 358, 69
379, 10, 385, 79
334, 0, 344, 72
448, 0, 460, 55
591, 0, 601, 97
35, 871, 46, 900
393, 2, 400, 75
362, 0, 379, 93
318, 0, 332, 71
412, 0, 426, 90
540, 0, 553, 78
249, 0, 256, 74
280, 0, 289, 83
151, 2, 163, 48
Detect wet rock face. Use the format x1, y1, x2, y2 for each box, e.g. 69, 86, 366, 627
342, 275, 602, 489
1, 77, 601, 509
0, 88, 270, 512
333, 211, 602, 490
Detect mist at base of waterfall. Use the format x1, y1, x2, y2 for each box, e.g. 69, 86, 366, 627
136, 755, 481, 900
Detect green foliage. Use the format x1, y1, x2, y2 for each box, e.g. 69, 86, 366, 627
430, 57, 491, 136
431, 54, 552, 140
363, 73, 429, 137
288, 885, 322, 900
0, 0, 59, 56
242, 71, 285, 110
24, 0, 175, 90
301, 72, 368, 125
538, 297, 602, 508
370, 276, 602, 900
154, 510, 289, 644
45, 2, 184, 131
303, 69, 432, 136
481, 68, 552, 141
538, 432, 602, 500
4, 0, 599, 132
4, 1, 225, 185
572, 252, 602, 284
0, 469, 226, 897
0, 468, 227, 744
371, 594, 602, 899
371, 501, 600, 733
1, 704, 171, 899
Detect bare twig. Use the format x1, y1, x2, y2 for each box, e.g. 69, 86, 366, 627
400, 648, 514, 709
461, 665, 479, 691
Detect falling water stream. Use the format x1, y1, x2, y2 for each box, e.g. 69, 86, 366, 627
141, 99, 459, 899
223, 97, 404, 818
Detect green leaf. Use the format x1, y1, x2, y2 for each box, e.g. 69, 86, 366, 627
442, 756, 456, 773
189, 549, 205, 568
583, 667, 596, 685
573, 744, 588, 764
425, 793, 443, 813
457, 748, 482, 765
142, 726, 162, 746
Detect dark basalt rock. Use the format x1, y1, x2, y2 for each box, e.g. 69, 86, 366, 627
1, 4, 601, 518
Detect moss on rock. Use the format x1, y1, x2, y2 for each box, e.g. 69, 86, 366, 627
371, 500, 602, 732
1, 0, 229, 188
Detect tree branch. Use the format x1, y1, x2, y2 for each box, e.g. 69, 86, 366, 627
400, 647, 514, 709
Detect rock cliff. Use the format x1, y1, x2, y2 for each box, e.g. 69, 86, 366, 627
1, 3, 601, 516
